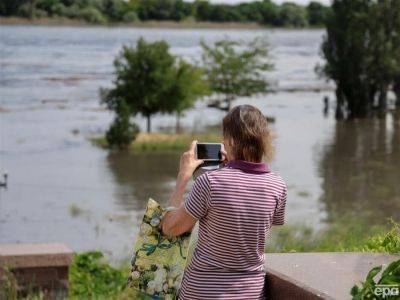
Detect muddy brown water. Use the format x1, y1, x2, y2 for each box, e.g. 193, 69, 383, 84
0, 26, 399, 262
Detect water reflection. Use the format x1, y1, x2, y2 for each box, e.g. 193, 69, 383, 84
106, 151, 181, 211
319, 112, 400, 224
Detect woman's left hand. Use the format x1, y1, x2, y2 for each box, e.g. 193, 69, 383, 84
178, 140, 204, 182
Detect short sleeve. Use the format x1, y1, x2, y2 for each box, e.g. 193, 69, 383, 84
184, 173, 211, 220
272, 184, 287, 226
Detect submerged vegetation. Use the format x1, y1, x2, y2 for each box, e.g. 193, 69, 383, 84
0, 0, 330, 28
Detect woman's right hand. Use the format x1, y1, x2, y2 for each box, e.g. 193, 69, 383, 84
178, 140, 204, 182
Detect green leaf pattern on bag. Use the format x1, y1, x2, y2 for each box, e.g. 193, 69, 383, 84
127, 198, 191, 300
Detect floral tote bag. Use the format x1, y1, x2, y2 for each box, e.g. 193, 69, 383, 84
127, 198, 192, 300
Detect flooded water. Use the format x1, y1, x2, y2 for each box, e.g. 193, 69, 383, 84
0, 25, 399, 262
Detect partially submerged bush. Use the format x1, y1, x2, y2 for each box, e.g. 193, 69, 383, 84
105, 100, 139, 149
106, 118, 139, 149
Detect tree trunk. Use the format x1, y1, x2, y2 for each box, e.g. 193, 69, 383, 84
176, 112, 181, 134
394, 81, 400, 108
335, 88, 345, 120
146, 115, 151, 133
30, 0, 36, 19
378, 86, 388, 115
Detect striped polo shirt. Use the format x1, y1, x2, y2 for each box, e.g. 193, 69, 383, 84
179, 160, 287, 300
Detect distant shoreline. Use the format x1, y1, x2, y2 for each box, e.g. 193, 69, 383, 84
0, 17, 264, 29
0, 17, 324, 30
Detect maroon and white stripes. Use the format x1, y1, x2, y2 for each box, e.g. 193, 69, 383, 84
179, 160, 287, 300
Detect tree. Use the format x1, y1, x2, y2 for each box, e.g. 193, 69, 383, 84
101, 38, 175, 133
259, 0, 280, 26
278, 2, 308, 27
307, 1, 329, 26
367, 0, 397, 113
172, 0, 192, 21
320, 0, 400, 119
321, 0, 372, 119
237, 2, 263, 23
101, 0, 126, 21
166, 60, 209, 132
389, 0, 400, 108
0, 0, 27, 16
395, 78, 400, 108
101, 37, 208, 134
194, 0, 213, 21
136, 0, 175, 21
201, 38, 273, 111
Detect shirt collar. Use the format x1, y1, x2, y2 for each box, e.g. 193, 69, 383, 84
226, 160, 270, 174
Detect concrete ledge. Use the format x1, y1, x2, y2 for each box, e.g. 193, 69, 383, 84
0, 243, 74, 298
0, 243, 73, 268
264, 252, 400, 300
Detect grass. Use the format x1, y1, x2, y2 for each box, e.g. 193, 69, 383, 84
266, 218, 400, 254
91, 132, 222, 152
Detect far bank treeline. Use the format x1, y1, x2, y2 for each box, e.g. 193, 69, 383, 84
0, 0, 330, 27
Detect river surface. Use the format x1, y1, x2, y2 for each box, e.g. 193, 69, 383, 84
0, 25, 399, 262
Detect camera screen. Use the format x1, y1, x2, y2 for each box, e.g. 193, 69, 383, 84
197, 144, 222, 160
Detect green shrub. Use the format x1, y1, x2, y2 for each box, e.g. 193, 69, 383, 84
0, 268, 18, 300
51, 3, 68, 17
106, 118, 139, 149
122, 11, 139, 22
35, 9, 48, 18
351, 221, 400, 254
105, 101, 140, 149
351, 259, 400, 300
17, 4, 32, 18
17, 4, 47, 18
63, 4, 81, 19
69, 252, 126, 298
78, 7, 107, 24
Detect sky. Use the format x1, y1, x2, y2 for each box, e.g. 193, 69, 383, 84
193, 0, 331, 5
